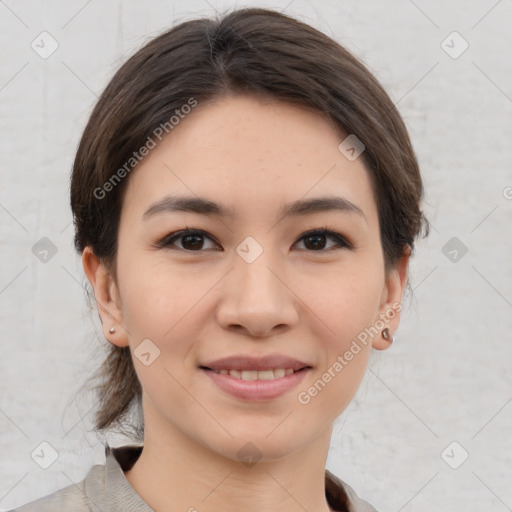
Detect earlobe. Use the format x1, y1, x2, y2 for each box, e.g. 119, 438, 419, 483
372, 247, 410, 351
81, 247, 129, 347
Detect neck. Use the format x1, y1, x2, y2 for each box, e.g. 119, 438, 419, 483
124, 405, 335, 512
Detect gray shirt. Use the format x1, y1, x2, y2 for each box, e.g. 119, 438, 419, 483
8, 444, 379, 512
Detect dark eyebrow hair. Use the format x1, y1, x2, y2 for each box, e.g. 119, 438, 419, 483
143, 195, 367, 223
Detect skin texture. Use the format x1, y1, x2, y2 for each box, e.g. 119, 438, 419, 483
83, 94, 409, 512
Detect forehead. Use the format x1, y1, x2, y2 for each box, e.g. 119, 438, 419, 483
121, 94, 378, 227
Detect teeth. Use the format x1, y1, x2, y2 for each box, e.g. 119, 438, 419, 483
212, 368, 299, 380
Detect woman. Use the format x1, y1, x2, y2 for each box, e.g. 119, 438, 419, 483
10, 6, 429, 512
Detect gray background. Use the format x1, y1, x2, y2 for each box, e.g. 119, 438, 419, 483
1, 0, 511, 510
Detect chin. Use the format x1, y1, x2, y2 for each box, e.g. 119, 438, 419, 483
206, 427, 312, 465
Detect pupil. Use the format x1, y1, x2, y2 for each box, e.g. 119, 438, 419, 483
305, 234, 325, 250
183, 234, 203, 250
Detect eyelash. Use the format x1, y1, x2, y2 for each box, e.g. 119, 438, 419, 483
155, 226, 352, 252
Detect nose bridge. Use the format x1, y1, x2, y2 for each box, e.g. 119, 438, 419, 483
216, 235, 299, 335
233, 235, 284, 304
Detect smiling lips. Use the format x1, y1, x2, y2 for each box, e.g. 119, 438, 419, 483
200, 353, 311, 373
212, 368, 296, 380
200, 353, 312, 399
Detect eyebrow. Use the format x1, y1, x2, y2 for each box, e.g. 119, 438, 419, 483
143, 195, 367, 223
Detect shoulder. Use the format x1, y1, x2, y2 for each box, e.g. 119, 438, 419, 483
6, 464, 104, 512
7, 444, 151, 512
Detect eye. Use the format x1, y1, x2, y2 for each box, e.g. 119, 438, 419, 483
156, 228, 220, 251
156, 227, 352, 252
294, 228, 352, 251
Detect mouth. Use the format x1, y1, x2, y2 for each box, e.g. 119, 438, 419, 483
199, 366, 309, 381
198, 353, 312, 400
199, 364, 312, 401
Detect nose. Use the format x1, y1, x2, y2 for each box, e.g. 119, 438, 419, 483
216, 247, 300, 338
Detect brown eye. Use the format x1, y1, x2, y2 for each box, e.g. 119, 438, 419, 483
156, 228, 351, 252
158, 229, 220, 251
295, 229, 351, 251
180, 233, 206, 250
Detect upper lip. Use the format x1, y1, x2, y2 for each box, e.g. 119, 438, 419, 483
200, 354, 311, 372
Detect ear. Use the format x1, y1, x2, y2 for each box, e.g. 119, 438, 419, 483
82, 246, 129, 348
372, 246, 410, 351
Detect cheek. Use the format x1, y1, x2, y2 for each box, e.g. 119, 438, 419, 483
301, 259, 383, 337
303, 263, 382, 396
123, 281, 203, 347
324, 287, 381, 347
297, 282, 376, 417
116, 249, 199, 332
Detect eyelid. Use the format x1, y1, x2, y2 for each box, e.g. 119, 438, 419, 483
298, 227, 353, 250
154, 228, 221, 250
155, 227, 353, 251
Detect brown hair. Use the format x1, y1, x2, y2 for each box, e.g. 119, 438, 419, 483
71, 7, 429, 444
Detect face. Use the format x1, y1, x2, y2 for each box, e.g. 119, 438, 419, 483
84, 94, 408, 462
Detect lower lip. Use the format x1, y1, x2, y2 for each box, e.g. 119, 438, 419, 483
201, 368, 310, 401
